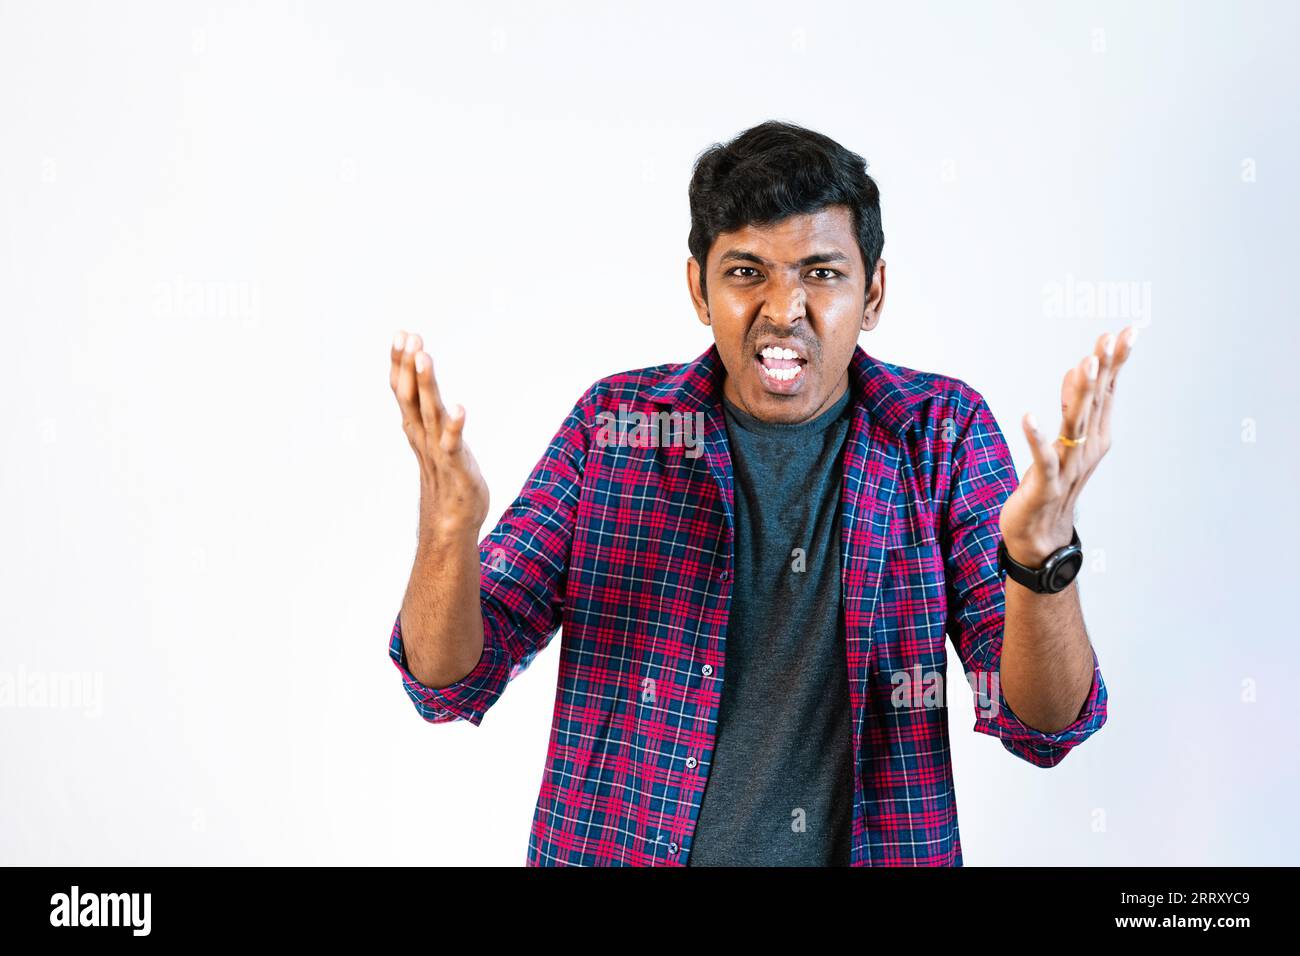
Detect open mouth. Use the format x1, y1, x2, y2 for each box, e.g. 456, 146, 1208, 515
754, 345, 808, 392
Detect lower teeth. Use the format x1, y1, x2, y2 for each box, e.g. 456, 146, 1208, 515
763, 365, 800, 382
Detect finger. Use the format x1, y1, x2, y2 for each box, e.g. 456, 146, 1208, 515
1088, 331, 1117, 433
414, 350, 447, 441
390, 330, 406, 394
1022, 411, 1060, 483
1057, 356, 1097, 470
1097, 324, 1138, 441
396, 332, 424, 443
440, 403, 467, 454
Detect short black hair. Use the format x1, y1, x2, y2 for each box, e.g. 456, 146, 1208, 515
688, 120, 884, 303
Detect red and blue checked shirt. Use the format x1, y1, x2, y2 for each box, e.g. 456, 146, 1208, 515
389, 343, 1108, 866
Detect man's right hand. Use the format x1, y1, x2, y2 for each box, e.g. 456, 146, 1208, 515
390, 330, 490, 542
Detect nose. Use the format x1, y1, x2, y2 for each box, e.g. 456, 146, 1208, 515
763, 278, 806, 328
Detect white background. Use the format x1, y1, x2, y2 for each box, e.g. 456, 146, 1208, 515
2, 0, 1297, 865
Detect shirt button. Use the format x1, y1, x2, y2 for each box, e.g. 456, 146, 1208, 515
685, 756, 698, 769
668, 842, 679, 854
701, 664, 713, 677
719, 570, 730, 582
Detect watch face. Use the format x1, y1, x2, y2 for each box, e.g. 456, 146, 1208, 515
1048, 551, 1084, 591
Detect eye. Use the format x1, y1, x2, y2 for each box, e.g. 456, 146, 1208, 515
809, 268, 841, 280
727, 266, 761, 278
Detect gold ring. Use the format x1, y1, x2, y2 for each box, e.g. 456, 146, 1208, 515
1058, 433, 1087, 447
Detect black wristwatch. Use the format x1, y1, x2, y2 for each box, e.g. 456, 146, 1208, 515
997, 527, 1083, 594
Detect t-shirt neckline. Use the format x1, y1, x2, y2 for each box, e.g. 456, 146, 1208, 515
720, 387, 853, 437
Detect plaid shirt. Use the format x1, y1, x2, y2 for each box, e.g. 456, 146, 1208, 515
389, 343, 1108, 866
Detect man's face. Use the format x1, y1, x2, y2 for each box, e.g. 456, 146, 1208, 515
687, 204, 884, 424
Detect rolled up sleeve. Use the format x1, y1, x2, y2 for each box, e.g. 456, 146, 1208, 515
971, 642, 1108, 767
942, 385, 1109, 768
388, 612, 513, 726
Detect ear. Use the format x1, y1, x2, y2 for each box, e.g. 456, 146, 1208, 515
687, 256, 711, 327
861, 258, 886, 332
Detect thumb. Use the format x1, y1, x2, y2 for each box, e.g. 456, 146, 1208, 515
1022, 412, 1059, 482
440, 403, 467, 454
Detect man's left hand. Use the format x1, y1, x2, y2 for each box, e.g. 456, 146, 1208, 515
998, 324, 1140, 567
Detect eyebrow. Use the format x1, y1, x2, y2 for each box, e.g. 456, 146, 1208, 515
717, 248, 852, 269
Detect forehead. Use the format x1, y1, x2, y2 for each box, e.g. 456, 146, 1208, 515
710, 205, 858, 264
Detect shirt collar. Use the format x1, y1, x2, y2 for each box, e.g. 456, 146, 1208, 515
646, 342, 919, 437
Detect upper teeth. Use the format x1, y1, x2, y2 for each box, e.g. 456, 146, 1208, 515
761, 347, 800, 360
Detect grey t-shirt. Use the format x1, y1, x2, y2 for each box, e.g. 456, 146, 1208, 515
687, 387, 856, 866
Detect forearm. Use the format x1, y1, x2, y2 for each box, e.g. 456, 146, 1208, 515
399, 489, 486, 689
999, 572, 1095, 734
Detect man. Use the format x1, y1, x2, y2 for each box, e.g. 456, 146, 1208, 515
385, 120, 1132, 866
